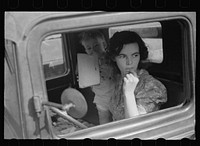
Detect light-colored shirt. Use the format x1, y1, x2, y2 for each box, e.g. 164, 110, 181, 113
92, 56, 115, 110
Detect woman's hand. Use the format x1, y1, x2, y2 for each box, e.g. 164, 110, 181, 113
123, 72, 139, 94
123, 72, 139, 118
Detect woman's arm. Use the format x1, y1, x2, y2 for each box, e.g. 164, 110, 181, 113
124, 90, 139, 118
123, 73, 139, 118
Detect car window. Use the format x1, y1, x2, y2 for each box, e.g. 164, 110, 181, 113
41, 34, 68, 80
42, 20, 187, 137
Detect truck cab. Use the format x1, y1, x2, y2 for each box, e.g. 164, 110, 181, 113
4, 12, 196, 139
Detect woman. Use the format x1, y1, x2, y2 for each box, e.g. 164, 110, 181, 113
107, 31, 167, 121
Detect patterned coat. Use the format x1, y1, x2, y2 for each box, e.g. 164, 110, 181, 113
109, 69, 167, 121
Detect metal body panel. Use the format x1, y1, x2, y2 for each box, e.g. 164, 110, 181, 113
4, 12, 195, 139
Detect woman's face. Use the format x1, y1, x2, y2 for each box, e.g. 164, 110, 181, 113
115, 43, 140, 77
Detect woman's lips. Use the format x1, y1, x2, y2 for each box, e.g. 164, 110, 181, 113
125, 68, 135, 74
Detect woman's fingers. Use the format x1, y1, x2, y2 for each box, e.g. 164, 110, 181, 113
132, 71, 138, 78
124, 73, 139, 85
126, 74, 131, 81
123, 72, 139, 92
125, 73, 137, 81
124, 76, 128, 83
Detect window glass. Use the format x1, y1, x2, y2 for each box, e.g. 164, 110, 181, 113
41, 34, 67, 79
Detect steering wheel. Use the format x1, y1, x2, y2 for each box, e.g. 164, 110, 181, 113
61, 87, 88, 119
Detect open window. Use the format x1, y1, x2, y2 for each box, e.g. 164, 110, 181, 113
39, 17, 191, 138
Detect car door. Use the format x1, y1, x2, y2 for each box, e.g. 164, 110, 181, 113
25, 12, 196, 139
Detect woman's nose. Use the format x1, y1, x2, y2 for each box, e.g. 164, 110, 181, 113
126, 57, 133, 65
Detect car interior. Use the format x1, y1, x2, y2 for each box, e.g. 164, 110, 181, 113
42, 19, 185, 132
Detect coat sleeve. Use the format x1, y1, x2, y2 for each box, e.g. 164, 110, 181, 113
135, 77, 167, 113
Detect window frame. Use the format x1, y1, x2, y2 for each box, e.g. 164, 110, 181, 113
26, 12, 195, 139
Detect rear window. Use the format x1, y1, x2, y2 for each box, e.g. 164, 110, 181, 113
41, 34, 68, 80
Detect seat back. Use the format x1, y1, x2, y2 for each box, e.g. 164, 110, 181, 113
157, 78, 184, 109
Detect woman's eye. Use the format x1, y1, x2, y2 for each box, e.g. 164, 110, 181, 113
118, 54, 126, 59
132, 53, 139, 58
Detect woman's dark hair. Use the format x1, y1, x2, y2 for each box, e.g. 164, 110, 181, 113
108, 31, 149, 74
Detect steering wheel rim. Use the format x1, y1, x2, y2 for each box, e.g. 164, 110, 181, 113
61, 88, 88, 118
